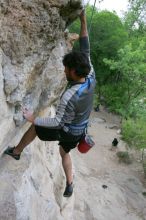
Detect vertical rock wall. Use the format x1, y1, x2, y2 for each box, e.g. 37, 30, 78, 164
0, 1, 82, 219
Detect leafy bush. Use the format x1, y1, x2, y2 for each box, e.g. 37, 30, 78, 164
101, 84, 130, 116
121, 116, 146, 149
117, 151, 132, 164
102, 84, 146, 117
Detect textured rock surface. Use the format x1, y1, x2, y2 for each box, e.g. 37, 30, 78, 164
0, 0, 82, 144
0, 1, 82, 219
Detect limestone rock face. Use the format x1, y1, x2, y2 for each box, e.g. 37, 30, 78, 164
0, 0, 82, 143
0, 1, 82, 219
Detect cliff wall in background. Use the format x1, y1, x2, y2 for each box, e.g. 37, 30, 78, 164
0, 1, 82, 219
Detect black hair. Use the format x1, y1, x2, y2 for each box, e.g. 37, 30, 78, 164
62, 51, 91, 77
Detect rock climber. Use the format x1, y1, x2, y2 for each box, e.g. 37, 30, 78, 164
4, 9, 96, 197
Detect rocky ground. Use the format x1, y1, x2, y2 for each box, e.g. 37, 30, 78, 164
71, 108, 146, 220
0, 107, 146, 220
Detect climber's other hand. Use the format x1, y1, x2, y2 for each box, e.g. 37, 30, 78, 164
22, 107, 35, 123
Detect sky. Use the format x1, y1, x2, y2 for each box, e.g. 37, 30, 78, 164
84, 0, 129, 17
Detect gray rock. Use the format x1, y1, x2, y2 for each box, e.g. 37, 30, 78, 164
0, 0, 82, 126
91, 117, 106, 124
108, 124, 119, 129
0, 1, 90, 220
117, 129, 121, 134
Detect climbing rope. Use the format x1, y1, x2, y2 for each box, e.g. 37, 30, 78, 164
88, 0, 97, 35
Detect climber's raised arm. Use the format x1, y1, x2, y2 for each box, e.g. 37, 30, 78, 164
79, 9, 95, 79
79, 10, 90, 57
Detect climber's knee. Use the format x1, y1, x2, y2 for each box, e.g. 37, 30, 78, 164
59, 146, 67, 158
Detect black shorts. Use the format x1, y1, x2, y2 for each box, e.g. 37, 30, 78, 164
35, 126, 84, 153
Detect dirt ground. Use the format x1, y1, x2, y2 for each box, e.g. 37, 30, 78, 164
72, 108, 146, 220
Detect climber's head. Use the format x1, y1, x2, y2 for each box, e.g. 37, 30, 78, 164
63, 51, 91, 81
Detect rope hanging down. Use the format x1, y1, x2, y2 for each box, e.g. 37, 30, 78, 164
88, 0, 97, 34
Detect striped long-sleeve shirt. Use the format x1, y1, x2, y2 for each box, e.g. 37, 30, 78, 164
34, 36, 96, 136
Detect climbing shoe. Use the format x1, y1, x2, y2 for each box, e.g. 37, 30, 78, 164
4, 147, 21, 160
63, 182, 73, 197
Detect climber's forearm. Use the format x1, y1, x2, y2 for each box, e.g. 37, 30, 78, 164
79, 10, 88, 38
79, 10, 90, 56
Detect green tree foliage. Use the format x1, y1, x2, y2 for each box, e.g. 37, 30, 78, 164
122, 116, 146, 149
103, 40, 146, 115
124, 0, 146, 36
69, 5, 128, 99
89, 10, 128, 99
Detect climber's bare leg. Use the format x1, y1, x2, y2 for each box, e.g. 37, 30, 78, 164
59, 146, 73, 184
13, 124, 36, 155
